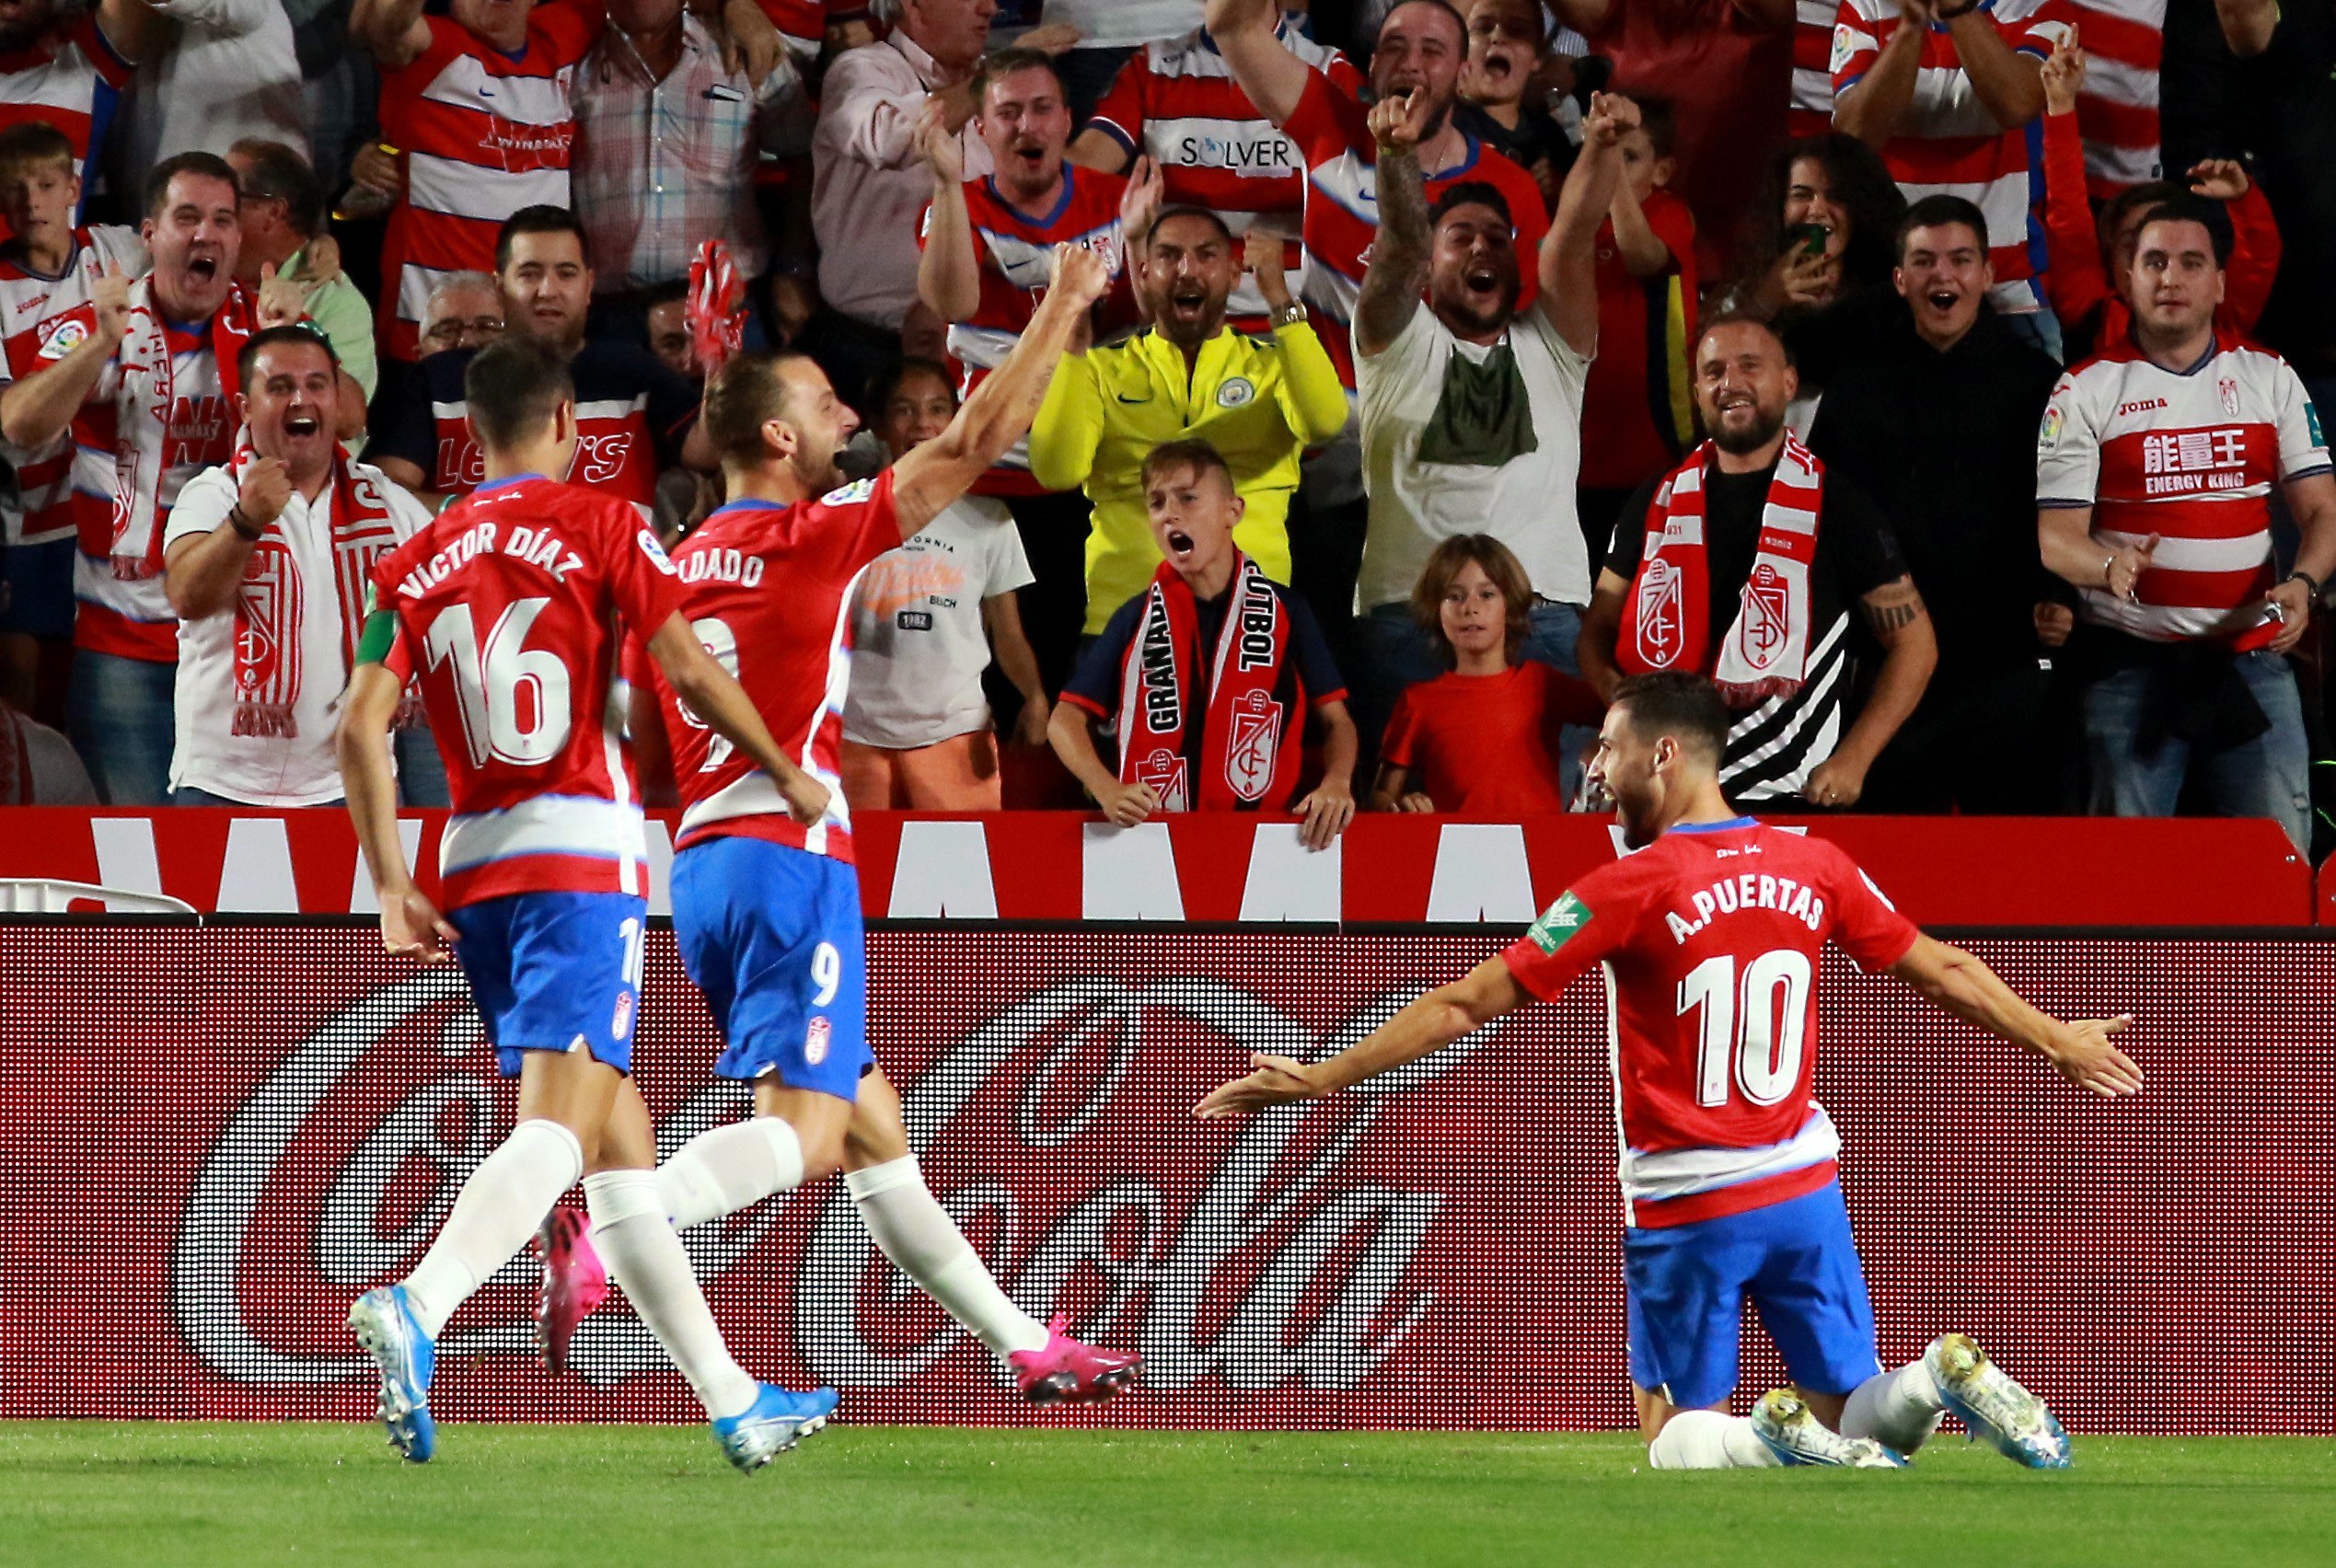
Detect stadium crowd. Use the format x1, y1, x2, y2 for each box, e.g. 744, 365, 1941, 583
0, 0, 2330, 853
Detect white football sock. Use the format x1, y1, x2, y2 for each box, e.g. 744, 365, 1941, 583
1647, 1410, 1784, 1470
401, 1118, 584, 1340
1841, 1350, 1947, 1454
846, 1155, 1048, 1357
585, 1169, 759, 1422
656, 1117, 807, 1228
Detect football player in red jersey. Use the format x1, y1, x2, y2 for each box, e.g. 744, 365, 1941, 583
336, 335, 839, 1472
1199, 670, 2144, 1470
536, 243, 1140, 1405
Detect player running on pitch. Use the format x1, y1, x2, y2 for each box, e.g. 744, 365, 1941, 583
337, 336, 838, 1470
536, 241, 1139, 1405
1197, 671, 2145, 1469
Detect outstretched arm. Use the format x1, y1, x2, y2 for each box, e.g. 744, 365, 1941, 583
1195, 954, 1530, 1116
892, 243, 1115, 536
1541, 92, 1634, 358
1353, 90, 1435, 360
1888, 933, 2143, 1096
350, 0, 433, 69
913, 98, 982, 324
1203, 0, 1311, 127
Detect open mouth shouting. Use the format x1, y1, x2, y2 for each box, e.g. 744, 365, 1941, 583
283, 410, 322, 439
1011, 137, 1047, 175
1164, 526, 1197, 562
1164, 278, 1211, 327
186, 251, 220, 286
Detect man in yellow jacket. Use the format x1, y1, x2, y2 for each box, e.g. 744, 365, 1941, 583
1028, 203, 1349, 634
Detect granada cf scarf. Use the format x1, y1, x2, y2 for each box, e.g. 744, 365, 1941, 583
1615, 435, 1825, 706
1114, 553, 1308, 812
227, 449, 406, 739
108, 277, 258, 582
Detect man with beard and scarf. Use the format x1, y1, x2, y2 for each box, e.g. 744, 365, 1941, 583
0, 0, 162, 229
1341, 84, 1616, 753
1579, 315, 1937, 807
0, 151, 308, 804
1027, 207, 1347, 655
162, 327, 431, 806
2037, 196, 2336, 853
1809, 195, 2062, 813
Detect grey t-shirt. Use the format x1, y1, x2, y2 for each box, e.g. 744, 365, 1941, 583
842, 494, 1034, 749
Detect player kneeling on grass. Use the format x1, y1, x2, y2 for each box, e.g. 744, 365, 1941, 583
537, 243, 1139, 1405
1197, 671, 2144, 1470
336, 337, 839, 1470
1048, 438, 1358, 848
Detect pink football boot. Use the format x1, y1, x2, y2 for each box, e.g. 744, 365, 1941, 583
534, 1207, 608, 1374
1007, 1314, 1141, 1405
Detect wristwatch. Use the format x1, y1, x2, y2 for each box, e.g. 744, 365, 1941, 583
2286, 568, 2324, 602
1270, 301, 1308, 329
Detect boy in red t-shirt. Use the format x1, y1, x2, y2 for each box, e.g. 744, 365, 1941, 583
1371, 536, 1603, 817
1578, 98, 1697, 570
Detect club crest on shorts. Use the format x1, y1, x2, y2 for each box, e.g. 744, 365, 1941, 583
1635, 557, 1683, 667
804, 1015, 832, 1066
1223, 689, 1282, 802
611, 988, 635, 1040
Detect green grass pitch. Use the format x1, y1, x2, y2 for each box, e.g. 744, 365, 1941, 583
4, 1423, 2330, 1567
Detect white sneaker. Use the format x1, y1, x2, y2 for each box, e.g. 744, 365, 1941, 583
1751, 1389, 1906, 1469
1926, 1334, 2072, 1470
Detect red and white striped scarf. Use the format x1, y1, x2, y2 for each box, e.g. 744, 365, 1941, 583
1616, 435, 1827, 707
107, 276, 257, 582
227, 449, 405, 738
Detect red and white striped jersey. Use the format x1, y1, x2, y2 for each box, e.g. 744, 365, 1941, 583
920, 165, 1127, 493
1283, 67, 1548, 391
2037, 334, 2332, 642
1789, 0, 1836, 139
2066, 0, 2162, 196
649, 472, 904, 864
375, 5, 602, 363
1085, 21, 1363, 324
0, 225, 145, 548
1500, 819, 1920, 1228
373, 475, 684, 909
0, 16, 132, 234
1831, 0, 2074, 307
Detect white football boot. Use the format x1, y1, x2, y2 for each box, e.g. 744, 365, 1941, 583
1751, 1389, 1906, 1468
1926, 1334, 2073, 1469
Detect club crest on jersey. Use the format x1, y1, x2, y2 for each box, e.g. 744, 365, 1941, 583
1135, 746, 1188, 809
804, 1015, 831, 1066
2219, 376, 2242, 417
1740, 564, 1790, 669
1223, 688, 1282, 802
822, 478, 876, 507
1634, 558, 1683, 668
636, 527, 677, 574
1216, 376, 1255, 409
1526, 892, 1590, 954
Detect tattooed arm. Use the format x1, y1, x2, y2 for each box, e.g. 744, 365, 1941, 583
1802, 574, 1937, 808
1354, 90, 1436, 359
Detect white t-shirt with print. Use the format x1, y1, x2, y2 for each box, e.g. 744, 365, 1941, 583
843, 494, 1034, 750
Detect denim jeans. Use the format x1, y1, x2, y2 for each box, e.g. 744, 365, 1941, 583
395, 722, 451, 807
170, 786, 345, 808
65, 650, 176, 806
1348, 597, 1586, 770
2078, 647, 2311, 852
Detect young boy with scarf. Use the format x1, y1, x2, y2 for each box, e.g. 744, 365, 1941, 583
1051, 438, 1358, 849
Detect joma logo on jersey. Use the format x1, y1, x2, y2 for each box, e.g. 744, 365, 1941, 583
1526, 893, 1590, 954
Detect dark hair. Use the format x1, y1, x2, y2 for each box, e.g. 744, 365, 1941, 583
0, 121, 75, 178
1627, 96, 1678, 161
701, 351, 824, 463
236, 323, 339, 387
868, 355, 957, 417
1893, 193, 1990, 262
2134, 193, 2233, 267
1694, 309, 1795, 367
464, 335, 574, 453
1382, 0, 1469, 49
230, 139, 325, 237
142, 151, 238, 220
1145, 204, 1235, 249
495, 204, 590, 273
1733, 133, 1906, 303
1139, 437, 1233, 494
2099, 179, 2180, 259
642, 278, 689, 310
1411, 535, 1532, 666
1429, 179, 1513, 231
971, 46, 1065, 110
1612, 672, 1730, 766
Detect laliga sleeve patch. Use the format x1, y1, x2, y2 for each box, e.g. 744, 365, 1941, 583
1830, 23, 1856, 75
636, 527, 677, 574
2039, 405, 2064, 452
1525, 891, 1591, 954
821, 478, 876, 507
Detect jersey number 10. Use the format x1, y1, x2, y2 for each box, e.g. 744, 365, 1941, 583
1677, 950, 1813, 1110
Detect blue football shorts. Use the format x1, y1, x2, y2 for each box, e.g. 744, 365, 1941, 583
1623, 1181, 1881, 1410
448, 890, 648, 1078
670, 835, 873, 1101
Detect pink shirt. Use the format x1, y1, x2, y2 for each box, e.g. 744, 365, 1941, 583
810, 31, 992, 330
